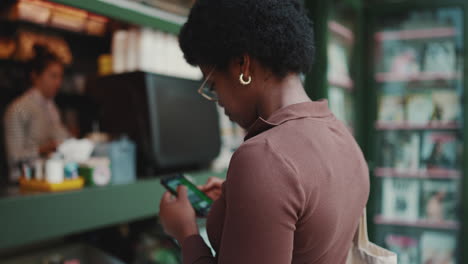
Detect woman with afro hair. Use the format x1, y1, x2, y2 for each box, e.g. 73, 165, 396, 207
159, 1, 369, 263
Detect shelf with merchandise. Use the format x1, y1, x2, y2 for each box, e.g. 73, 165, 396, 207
49, 0, 186, 34
374, 215, 459, 230
375, 71, 462, 83
375, 121, 460, 130
375, 167, 461, 180
328, 20, 354, 44
3, 1, 110, 37
374, 27, 457, 42
328, 76, 354, 90
0, 169, 227, 251
367, 5, 467, 264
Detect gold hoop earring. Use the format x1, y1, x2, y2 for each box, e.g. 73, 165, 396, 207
239, 73, 252, 85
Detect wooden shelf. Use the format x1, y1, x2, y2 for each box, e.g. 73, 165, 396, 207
328, 20, 354, 43
375, 121, 460, 130
0, 170, 226, 251
374, 215, 459, 230
49, 0, 186, 34
374, 27, 457, 41
375, 167, 461, 180
375, 72, 461, 83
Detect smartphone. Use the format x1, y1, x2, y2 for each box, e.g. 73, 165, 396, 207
160, 174, 213, 217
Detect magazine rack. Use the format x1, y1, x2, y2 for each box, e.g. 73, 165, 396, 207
364, 1, 468, 263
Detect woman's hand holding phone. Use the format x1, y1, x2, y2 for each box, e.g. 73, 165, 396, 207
159, 185, 198, 246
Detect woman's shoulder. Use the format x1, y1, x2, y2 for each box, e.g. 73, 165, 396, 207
228, 137, 299, 182
225, 138, 306, 211
234, 136, 289, 163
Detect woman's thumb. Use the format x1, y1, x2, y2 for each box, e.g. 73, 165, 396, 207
177, 185, 189, 199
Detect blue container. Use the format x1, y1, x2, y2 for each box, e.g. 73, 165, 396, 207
109, 137, 136, 184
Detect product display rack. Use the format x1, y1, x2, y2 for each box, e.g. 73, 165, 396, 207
327, 17, 356, 132
364, 0, 468, 263
305, 0, 363, 137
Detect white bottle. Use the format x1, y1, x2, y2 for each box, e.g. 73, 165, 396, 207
112, 30, 128, 74
34, 159, 44, 180
45, 156, 64, 184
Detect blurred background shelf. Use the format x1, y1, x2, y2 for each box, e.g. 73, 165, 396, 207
374, 168, 461, 180
374, 215, 459, 230
367, 3, 467, 263
375, 72, 462, 83
49, 0, 186, 33
375, 121, 460, 130
0, 170, 226, 251
374, 27, 457, 41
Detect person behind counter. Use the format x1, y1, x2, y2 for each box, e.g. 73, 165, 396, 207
4, 45, 69, 182
159, 0, 370, 263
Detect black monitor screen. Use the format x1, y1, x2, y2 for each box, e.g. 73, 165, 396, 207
146, 73, 221, 167
86, 71, 221, 175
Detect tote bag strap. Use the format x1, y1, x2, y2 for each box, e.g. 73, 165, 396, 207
352, 208, 369, 246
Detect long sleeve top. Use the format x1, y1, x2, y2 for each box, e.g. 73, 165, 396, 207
4, 88, 68, 181
182, 100, 370, 264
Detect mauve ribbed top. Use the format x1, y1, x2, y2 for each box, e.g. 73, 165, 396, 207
183, 100, 370, 264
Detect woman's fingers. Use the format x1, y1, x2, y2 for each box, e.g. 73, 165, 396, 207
205, 188, 222, 201
201, 177, 223, 191
207, 176, 222, 185
160, 191, 174, 204
177, 185, 188, 200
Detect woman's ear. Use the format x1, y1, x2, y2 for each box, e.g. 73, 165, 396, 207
239, 55, 247, 66
240, 54, 251, 77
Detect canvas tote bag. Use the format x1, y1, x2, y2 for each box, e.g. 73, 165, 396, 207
346, 209, 397, 264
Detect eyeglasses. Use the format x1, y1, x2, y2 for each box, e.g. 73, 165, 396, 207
198, 67, 218, 101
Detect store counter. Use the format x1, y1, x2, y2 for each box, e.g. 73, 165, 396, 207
0, 170, 226, 252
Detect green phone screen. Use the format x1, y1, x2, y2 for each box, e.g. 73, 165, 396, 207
166, 177, 212, 211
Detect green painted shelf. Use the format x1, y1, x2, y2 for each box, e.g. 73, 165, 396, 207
0, 170, 226, 251
49, 0, 186, 34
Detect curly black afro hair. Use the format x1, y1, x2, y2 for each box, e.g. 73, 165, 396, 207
179, 0, 315, 78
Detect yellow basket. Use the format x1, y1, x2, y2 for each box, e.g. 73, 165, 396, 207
19, 177, 85, 192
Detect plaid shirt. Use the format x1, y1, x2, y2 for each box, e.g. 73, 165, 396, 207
4, 88, 68, 181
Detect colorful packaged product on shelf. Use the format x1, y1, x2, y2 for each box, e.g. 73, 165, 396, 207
389, 45, 421, 77
430, 90, 460, 124
382, 178, 420, 221
421, 232, 456, 264
423, 40, 457, 73
78, 157, 111, 187
405, 92, 434, 124
385, 234, 419, 264
378, 95, 405, 123
420, 132, 460, 170
379, 40, 420, 73
378, 87, 405, 123
421, 180, 458, 221
380, 131, 420, 171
